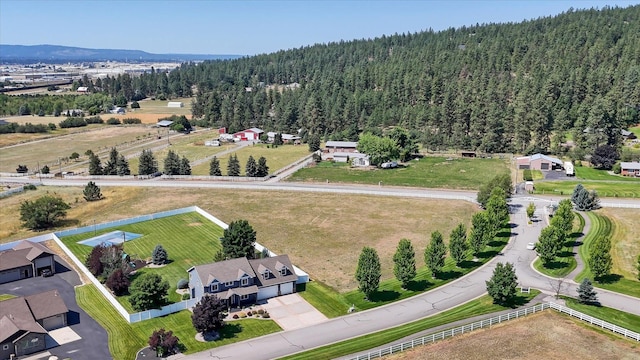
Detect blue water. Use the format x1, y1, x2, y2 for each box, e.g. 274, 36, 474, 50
78, 230, 142, 247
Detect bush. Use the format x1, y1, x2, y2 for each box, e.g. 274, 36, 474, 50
612, 162, 621, 174
247, 311, 253, 317
181, 293, 190, 301
523, 169, 533, 181
239, 312, 247, 318
232, 314, 239, 319
23, 184, 37, 190
257, 309, 264, 315
107, 117, 121, 125
177, 278, 189, 289
59, 117, 87, 128
262, 312, 270, 318
131, 101, 140, 109
85, 116, 104, 124
122, 118, 142, 124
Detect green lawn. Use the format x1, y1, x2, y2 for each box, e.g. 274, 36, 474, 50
533, 181, 640, 198
61, 212, 224, 311
533, 212, 584, 277
0, 294, 16, 301
279, 291, 540, 360
191, 143, 311, 175
575, 166, 640, 182
298, 281, 351, 318
562, 297, 640, 333
630, 126, 640, 139
341, 226, 511, 312
76, 284, 281, 360
288, 157, 510, 190
575, 212, 640, 298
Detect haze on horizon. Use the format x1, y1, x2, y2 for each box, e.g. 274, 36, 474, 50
1, 0, 637, 56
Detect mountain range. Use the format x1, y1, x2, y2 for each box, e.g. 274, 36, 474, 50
0, 44, 243, 63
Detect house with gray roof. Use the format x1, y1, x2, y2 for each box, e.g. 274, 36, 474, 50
516, 153, 563, 171
0, 241, 55, 284
621, 162, 640, 177
187, 255, 298, 307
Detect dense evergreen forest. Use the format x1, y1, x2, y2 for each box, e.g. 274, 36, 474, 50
8, 6, 640, 156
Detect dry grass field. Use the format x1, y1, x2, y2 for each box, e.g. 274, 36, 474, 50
105, 112, 192, 124
0, 186, 477, 292
387, 312, 640, 360
602, 208, 640, 280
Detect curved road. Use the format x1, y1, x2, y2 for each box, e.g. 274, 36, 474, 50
2, 177, 639, 359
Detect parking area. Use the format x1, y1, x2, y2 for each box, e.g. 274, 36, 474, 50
261, 293, 328, 331
0, 256, 111, 360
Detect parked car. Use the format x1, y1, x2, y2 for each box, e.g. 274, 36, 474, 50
381, 161, 398, 169
526, 242, 536, 250
41, 269, 53, 277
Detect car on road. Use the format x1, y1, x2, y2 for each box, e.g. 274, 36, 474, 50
526, 242, 536, 250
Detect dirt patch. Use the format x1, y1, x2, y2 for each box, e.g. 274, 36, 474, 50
43, 239, 91, 285
187, 222, 203, 226
386, 312, 640, 360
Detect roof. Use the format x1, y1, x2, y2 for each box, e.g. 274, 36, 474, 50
24, 290, 68, 321
218, 285, 259, 299
247, 128, 264, 134
157, 120, 174, 127
0, 297, 47, 343
13, 240, 54, 261
518, 153, 563, 165
621, 129, 632, 136
0, 248, 32, 271
325, 141, 358, 148
330, 152, 368, 159
191, 257, 255, 285
282, 134, 301, 140
249, 255, 298, 287
621, 162, 640, 170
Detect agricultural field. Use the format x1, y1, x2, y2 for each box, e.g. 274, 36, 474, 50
191, 143, 311, 175
60, 212, 224, 309
0, 186, 477, 294
383, 312, 640, 360
287, 157, 510, 190
129, 97, 194, 116
601, 208, 640, 281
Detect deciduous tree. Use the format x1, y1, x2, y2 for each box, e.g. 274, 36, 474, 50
220, 220, 257, 259
148, 328, 180, 357
355, 247, 381, 300
129, 273, 170, 311
477, 173, 512, 208
469, 212, 491, 256
591, 145, 618, 170
393, 238, 416, 288
106, 268, 130, 296
449, 223, 468, 265
486, 262, 518, 305
19, 195, 70, 230
191, 295, 226, 334
526, 202, 536, 220
589, 236, 612, 280
424, 231, 447, 278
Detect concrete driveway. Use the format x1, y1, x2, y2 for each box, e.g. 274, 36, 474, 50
262, 293, 328, 331
0, 256, 111, 360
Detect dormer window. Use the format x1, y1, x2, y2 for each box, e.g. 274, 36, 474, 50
225, 281, 234, 287
241, 277, 249, 286
280, 267, 288, 276
211, 283, 219, 292
263, 269, 270, 280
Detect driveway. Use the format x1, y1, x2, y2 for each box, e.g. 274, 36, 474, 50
261, 293, 328, 331
0, 256, 111, 360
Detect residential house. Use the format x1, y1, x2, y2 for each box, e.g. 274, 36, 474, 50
324, 141, 358, 154
350, 153, 370, 167
621, 162, 640, 177
0, 290, 68, 359
516, 153, 563, 171
233, 128, 264, 142
187, 255, 298, 307
266, 132, 301, 144
0, 241, 55, 284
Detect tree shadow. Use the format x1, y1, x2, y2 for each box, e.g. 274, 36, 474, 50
218, 323, 243, 340
368, 290, 401, 302
67, 310, 80, 325
435, 269, 463, 281
496, 293, 533, 308
595, 274, 623, 284
569, 232, 583, 239
457, 260, 481, 269
558, 250, 575, 258
542, 261, 570, 270
507, 222, 519, 228
495, 231, 512, 239
58, 219, 81, 228
405, 279, 431, 292
476, 249, 500, 259
488, 239, 507, 247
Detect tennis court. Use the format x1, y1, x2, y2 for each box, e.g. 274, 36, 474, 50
77, 230, 142, 247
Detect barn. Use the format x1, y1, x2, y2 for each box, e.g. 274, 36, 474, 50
233, 128, 264, 141
516, 153, 563, 171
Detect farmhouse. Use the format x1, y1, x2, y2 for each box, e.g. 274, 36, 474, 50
350, 153, 371, 167
266, 132, 302, 144
0, 290, 68, 359
187, 255, 298, 307
167, 101, 184, 108
516, 153, 563, 171
233, 128, 264, 141
620, 162, 640, 177
324, 141, 358, 153
0, 241, 55, 284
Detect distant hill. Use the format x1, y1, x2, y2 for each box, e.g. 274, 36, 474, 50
0, 44, 243, 63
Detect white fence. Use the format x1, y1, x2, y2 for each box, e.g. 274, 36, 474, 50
0, 185, 24, 198
347, 302, 639, 360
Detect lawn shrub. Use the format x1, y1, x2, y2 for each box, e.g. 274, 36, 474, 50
177, 278, 189, 289
232, 314, 239, 319
262, 312, 270, 318
239, 312, 246, 318
181, 293, 190, 300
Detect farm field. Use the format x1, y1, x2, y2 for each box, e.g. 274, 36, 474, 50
60, 212, 224, 310
130, 97, 194, 116
76, 284, 281, 360
287, 157, 510, 190
533, 181, 640, 198
0, 186, 477, 293
191, 143, 311, 175
601, 208, 640, 280
382, 311, 640, 360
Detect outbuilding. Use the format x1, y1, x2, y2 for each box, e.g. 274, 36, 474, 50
516, 153, 563, 171
621, 162, 640, 177
167, 101, 184, 108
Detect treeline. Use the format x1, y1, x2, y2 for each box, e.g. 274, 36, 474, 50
0, 122, 54, 134
95, 5, 640, 156
0, 93, 115, 116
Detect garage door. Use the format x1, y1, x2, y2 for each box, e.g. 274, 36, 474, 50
42, 314, 65, 330
280, 282, 294, 296
257, 286, 278, 301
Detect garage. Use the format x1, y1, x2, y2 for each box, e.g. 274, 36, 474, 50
279, 282, 294, 296
41, 313, 67, 330
257, 285, 278, 301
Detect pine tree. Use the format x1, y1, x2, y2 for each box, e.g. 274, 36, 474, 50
88, 154, 103, 175
83, 181, 103, 201
163, 150, 181, 175
308, 134, 321, 152
220, 220, 256, 259
245, 155, 258, 177
589, 236, 612, 280
179, 156, 191, 175
449, 223, 468, 265
138, 149, 158, 175
355, 247, 381, 300
577, 278, 598, 304
486, 262, 518, 305
257, 156, 269, 177
209, 156, 222, 176
104, 147, 119, 175
636, 254, 640, 281
227, 154, 240, 176
152, 244, 168, 265
393, 238, 416, 288
424, 231, 447, 278
116, 154, 130, 176
572, 184, 601, 211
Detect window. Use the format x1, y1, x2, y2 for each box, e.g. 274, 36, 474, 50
225, 281, 234, 287
241, 278, 249, 286
240, 294, 249, 300
211, 283, 219, 292
280, 267, 287, 276
262, 270, 270, 280
2, 344, 9, 350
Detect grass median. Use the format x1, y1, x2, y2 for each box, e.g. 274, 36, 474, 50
562, 296, 640, 333
533, 212, 583, 277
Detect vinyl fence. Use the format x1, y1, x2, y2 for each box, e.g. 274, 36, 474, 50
347, 302, 639, 360
0, 185, 24, 198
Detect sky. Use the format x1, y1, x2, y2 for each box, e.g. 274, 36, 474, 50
1, 0, 638, 56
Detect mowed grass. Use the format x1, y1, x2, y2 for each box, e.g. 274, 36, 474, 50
288, 157, 510, 190
630, 125, 640, 138
533, 181, 640, 198
0, 186, 478, 296
575, 166, 640, 182
279, 291, 540, 360
563, 297, 640, 334
61, 212, 224, 311
602, 208, 640, 279
576, 211, 640, 298
533, 212, 584, 278
381, 311, 640, 360
0, 294, 16, 301
133, 97, 194, 115
191, 143, 311, 175
76, 284, 281, 360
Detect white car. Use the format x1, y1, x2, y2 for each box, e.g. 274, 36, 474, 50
526, 242, 536, 250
